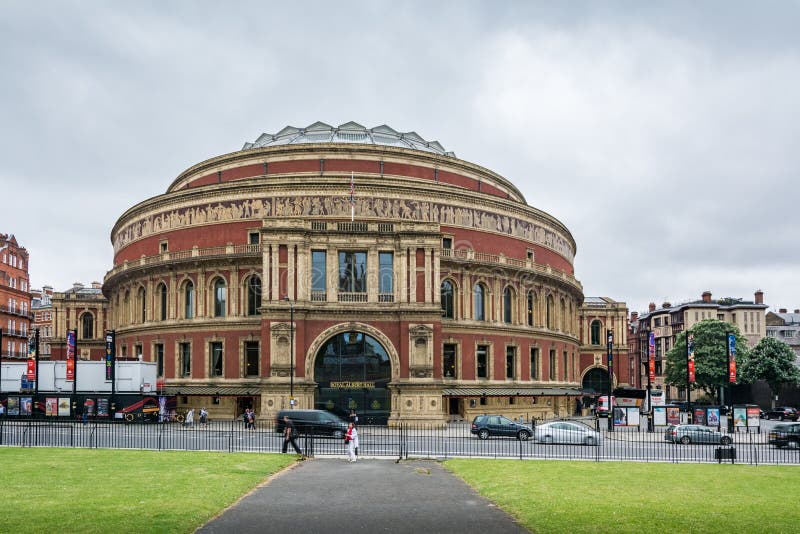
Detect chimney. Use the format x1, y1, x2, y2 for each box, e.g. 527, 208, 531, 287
648, 302, 656, 312
631, 312, 639, 322
754, 290, 764, 305
72, 282, 84, 291
662, 302, 671, 309
702, 291, 712, 303
91, 281, 102, 289
794, 309, 799, 314
779, 308, 787, 314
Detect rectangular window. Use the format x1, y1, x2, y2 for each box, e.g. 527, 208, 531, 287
135, 344, 143, 360
180, 342, 191, 376
442, 237, 452, 250
378, 252, 393, 295
155, 343, 164, 376
654, 318, 661, 327
248, 232, 259, 245
159, 241, 168, 253
563, 351, 569, 381
443, 343, 457, 378
210, 342, 223, 377
530, 348, 539, 380
338, 251, 367, 293
476, 345, 488, 379
549, 349, 556, 381
506, 346, 516, 379
311, 250, 327, 292
245, 341, 259, 377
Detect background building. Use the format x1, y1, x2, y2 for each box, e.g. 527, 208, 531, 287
30, 286, 53, 358
1, 233, 31, 360
766, 309, 800, 363
578, 297, 630, 404
49, 282, 109, 363
633, 290, 767, 401
101, 121, 586, 425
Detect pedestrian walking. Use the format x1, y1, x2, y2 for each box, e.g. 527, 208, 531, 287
281, 416, 302, 454
184, 408, 195, 427
242, 409, 250, 429
82, 410, 88, 425
345, 422, 359, 462
246, 409, 256, 430
199, 407, 208, 425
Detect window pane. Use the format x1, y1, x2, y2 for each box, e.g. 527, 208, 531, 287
441, 280, 454, 319
477, 345, 488, 378
185, 282, 194, 319
211, 342, 223, 376
530, 348, 538, 380
214, 279, 226, 317
503, 288, 512, 323
156, 344, 164, 376
379, 252, 393, 293
245, 341, 259, 377
312, 251, 327, 292
474, 284, 485, 321
160, 284, 167, 321
338, 251, 367, 293
443, 344, 457, 378
247, 276, 261, 316
506, 346, 515, 378
180, 343, 191, 376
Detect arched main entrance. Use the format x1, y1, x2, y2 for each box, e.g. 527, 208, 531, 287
582, 367, 611, 396
314, 331, 392, 424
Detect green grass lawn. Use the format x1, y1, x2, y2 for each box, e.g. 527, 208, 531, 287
0, 448, 296, 534
446, 459, 800, 534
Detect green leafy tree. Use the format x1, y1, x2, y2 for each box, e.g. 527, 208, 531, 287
739, 336, 800, 402
665, 319, 748, 399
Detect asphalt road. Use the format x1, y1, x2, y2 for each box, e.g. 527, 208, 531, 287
2, 418, 798, 465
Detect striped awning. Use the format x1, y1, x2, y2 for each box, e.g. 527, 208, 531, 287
162, 386, 262, 397
441, 387, 584, 397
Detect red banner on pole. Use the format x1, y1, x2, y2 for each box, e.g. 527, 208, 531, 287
27, 358, 36, 381
728, 334, 737, 383
687, 333, 696, 383
648, 332, 655, 382
66, 330, 76, 381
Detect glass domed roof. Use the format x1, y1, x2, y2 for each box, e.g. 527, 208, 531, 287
242, 121, 455, 157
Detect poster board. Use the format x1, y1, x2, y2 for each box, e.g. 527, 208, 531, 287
653, 406, 667, 426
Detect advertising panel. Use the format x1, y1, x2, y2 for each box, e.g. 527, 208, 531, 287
21, 397, 33, 416
46, 397, 58, 416
105, 332, 115, 381
84, 398, 96, 417
613, 407, 627, 426
58, 398, 71, 417
746, 407, 760, 428
653, 407, 667, 426
7, 397, 20, 415
733, 407, 747, 427
97, 398, 109, 417
26, 357, 36, 381
707, 408, 720, 426
693, 408, 706, 426
627, 408, 641, 426
666, 406, 680, 426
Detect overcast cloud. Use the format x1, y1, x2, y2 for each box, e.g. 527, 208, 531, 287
1, 1, 798, 315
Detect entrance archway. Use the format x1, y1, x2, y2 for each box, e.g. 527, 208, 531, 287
582, 366, 611, 396
313, 331, 392, 424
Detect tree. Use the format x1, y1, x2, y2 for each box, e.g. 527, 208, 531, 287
665, 319, 749, 399
739, 336, 800, 404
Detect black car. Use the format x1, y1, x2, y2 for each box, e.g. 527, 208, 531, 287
769, 423, 800, 448
470, 415, 532, 441
275, 409, 348, 438
765, 407, 799, 421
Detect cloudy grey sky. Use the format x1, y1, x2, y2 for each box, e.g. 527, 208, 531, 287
2, 1, 798, 315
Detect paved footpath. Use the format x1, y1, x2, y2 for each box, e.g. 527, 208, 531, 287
198, 458, 529, 534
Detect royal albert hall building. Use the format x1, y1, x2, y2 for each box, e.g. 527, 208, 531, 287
103, 122, 587, 425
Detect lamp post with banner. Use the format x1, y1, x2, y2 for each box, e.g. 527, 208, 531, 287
727, 333, 736, 431
607, 329, 614, 432
284, 296, 294, 407
686, 332, 695, 424
647, 330, 656, 432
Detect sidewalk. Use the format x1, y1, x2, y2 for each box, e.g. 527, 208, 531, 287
197, 458, 529, 534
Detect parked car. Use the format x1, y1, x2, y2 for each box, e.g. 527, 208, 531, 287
768, 423, 800, 448
534, 421, 603, 446
275, 409, 348, 438
764, 407, 799, 421
470, 415, 532, 441
664, 424, 732, 445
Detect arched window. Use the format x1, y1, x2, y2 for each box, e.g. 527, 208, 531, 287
441, 280, 454, 319
546, 295, 554, 329
247, 275, 262, 316
213, 278, 227, 317
184, 281, 194, 319
503, 286, 513, 324
590, 320, 602, 345
137, 287, 146, 323
474, 283, 486, 321
80, 313, 93, 340
560, 298, 566, 331
123, 290, 130, 325
158, 283, 168, 321
527, 290, 536, 327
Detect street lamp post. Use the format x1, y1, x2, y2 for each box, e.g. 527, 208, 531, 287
607, 329, 614, 433
284, 296, 294, 407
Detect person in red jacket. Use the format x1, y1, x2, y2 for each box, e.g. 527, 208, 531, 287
345, 422, 359, 462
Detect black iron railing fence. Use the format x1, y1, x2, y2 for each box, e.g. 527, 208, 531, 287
0, 417, 795, 465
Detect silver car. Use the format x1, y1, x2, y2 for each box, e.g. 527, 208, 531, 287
534, 421, 603, 446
